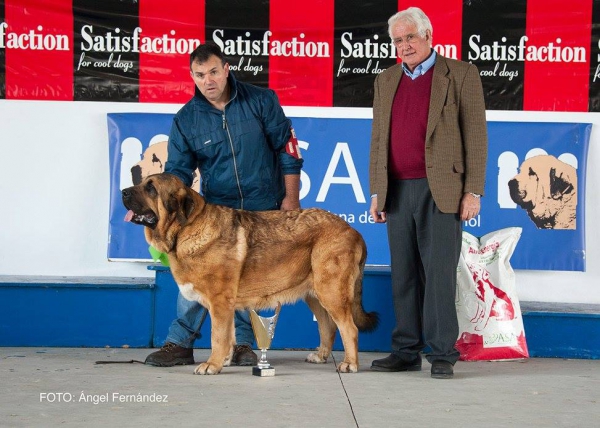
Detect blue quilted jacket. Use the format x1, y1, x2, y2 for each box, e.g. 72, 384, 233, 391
165, 73, 303, 210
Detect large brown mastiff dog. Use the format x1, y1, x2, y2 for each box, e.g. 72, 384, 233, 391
122, 173, 378, 375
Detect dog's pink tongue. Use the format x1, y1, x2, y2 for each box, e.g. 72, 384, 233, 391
124, 210, 134, 222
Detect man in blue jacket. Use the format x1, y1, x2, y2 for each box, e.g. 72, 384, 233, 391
145, 43, 303, 367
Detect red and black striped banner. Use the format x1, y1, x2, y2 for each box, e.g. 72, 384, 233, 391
0, 0, 598, 111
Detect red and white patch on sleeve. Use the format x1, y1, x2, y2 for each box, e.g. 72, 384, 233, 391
285, 128, 302, 159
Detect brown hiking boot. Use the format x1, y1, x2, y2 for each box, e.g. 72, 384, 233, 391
232, 344, 258, 366
144, 342, 195, 367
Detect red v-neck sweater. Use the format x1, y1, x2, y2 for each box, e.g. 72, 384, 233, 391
388, 70, 433, 179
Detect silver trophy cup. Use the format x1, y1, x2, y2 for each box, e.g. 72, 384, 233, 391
249, 302, 281, 377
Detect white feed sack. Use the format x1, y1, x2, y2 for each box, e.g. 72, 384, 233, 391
455, 227, 529, 361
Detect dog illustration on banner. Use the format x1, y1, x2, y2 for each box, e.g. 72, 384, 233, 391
120, 135, 200, 193
499, 150, 578, 230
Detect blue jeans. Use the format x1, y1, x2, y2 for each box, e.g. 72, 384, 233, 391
166, 292, 255, 348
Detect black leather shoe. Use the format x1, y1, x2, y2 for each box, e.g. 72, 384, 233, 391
431, 360, 454, 379
145, 342, 195, 367
232, 344, 258, 366
370, 353, 422, 372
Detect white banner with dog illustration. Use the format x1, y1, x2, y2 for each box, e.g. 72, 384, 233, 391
107, 114, 591, 271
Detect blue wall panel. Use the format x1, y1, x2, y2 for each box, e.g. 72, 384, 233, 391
1, 273, 598, 359
0, 279, 154, 347
523, 312, 600, 359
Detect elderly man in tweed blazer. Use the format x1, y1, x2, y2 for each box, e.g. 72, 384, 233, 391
369, 7, 488, 379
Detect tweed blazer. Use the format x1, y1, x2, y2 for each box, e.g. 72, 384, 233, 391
369, 55, 488, 214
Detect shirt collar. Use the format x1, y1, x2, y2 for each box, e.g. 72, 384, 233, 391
402, 50, 437, 80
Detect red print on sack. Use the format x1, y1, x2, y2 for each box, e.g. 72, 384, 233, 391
468, 262, 516, 331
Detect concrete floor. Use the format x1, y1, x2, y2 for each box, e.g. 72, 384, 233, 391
1, 347, 598, 428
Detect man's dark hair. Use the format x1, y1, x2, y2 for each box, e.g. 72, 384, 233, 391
190, 43, 226, 68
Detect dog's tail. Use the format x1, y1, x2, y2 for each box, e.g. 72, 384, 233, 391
352, 240, 379, 332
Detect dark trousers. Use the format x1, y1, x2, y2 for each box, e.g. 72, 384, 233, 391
386, 178, 461, 364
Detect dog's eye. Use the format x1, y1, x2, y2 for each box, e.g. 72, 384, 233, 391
145, 181, 157, 196
528, 167, 536, 177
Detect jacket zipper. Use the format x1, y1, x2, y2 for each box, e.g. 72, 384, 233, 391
222, 111, 244, 210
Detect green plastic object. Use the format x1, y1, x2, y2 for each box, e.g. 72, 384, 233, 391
148, 246, 170, 267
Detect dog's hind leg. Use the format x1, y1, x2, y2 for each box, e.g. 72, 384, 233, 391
327, 311, 359, 373
314, 281, 360, 373
304, 294, 337, 364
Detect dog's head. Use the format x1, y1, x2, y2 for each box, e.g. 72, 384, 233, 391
508, 155, 577, 229
122, 173, 201, 250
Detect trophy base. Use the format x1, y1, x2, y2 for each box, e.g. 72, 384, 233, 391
252, 366, 275, 377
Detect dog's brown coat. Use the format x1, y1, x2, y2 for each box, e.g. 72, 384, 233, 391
122, 173, 378, 375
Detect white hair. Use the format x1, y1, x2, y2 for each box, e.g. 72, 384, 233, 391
388, 7, 433, 39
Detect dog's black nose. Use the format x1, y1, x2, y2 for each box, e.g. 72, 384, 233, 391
122, 188, 132, 199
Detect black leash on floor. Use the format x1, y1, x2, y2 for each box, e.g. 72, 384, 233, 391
94, 307, 209, 365
95, 359, 146, 364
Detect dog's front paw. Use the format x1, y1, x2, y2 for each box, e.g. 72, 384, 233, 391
193, 362, 222, 375
337, 362, 358, 373
305, 352, 327, 364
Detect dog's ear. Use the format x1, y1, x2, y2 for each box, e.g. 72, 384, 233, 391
166, 188, 195, 225
550, 167, 574, 200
